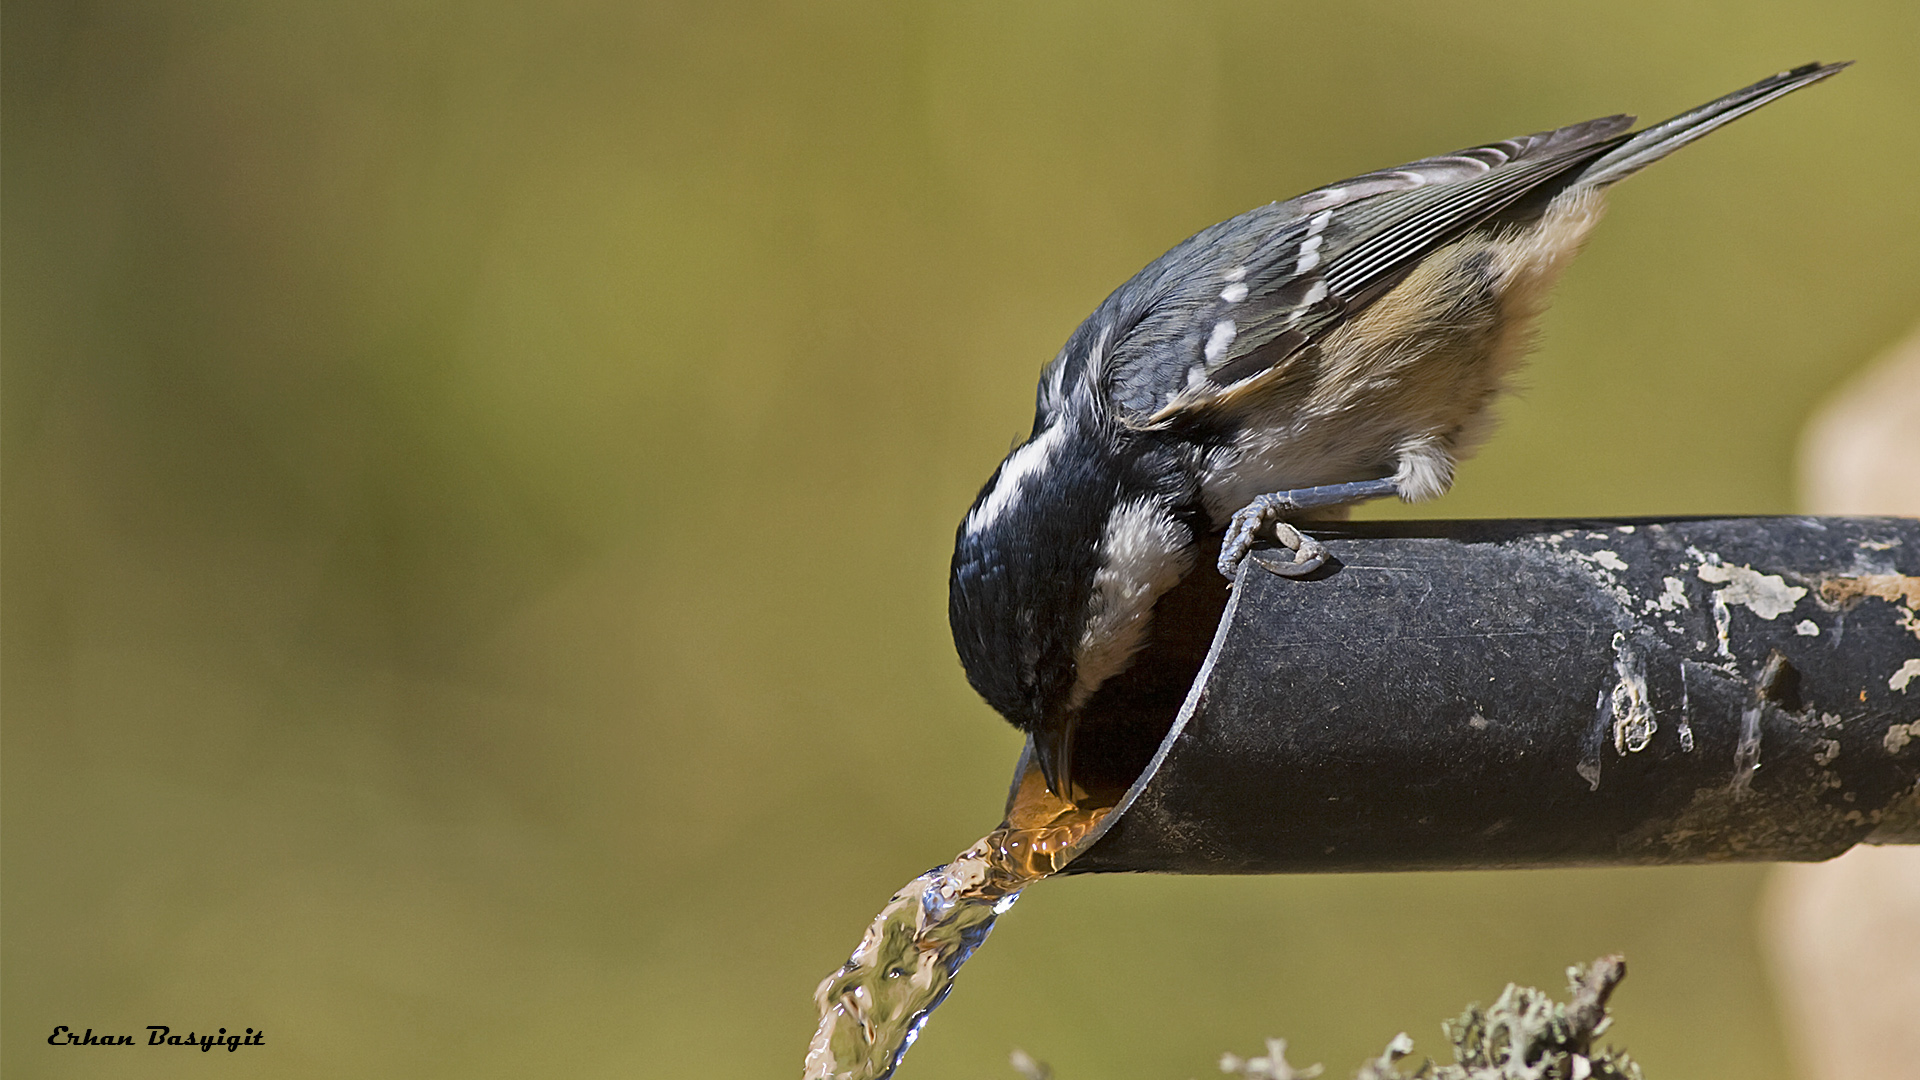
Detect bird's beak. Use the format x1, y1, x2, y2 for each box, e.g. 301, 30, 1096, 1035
1033, 721, 1078, 804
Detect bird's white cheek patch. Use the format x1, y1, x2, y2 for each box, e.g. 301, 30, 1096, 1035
1069, 500, 1195, 709
965, 422, 1069, 536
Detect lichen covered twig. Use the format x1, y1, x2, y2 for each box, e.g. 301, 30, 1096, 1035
1396, 955, 1641, 1080
1010, 956, 1644, 1080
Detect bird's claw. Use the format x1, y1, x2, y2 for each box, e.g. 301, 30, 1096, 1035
1263, 522, 1331, 578
1216, 496, 1330, 582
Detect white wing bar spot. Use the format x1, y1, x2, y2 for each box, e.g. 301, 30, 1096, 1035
1204, 319, 1238, 363
1295, 235, 1324, 273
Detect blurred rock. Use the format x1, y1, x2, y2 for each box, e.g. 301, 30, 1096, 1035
1768, 321, 1920, 1080
1764, 846, 1920, 1080
1797, 323, 1920, 516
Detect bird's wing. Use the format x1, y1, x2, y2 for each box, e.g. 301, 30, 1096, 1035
1094, 115, 1636, 423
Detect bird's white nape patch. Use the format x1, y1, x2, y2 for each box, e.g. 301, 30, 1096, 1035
1081, 323, 1115, 383
1040, 357, 1067, 411
964, 421, 1069, 536
1204, 319, 1237, 363
1070, 499, 1195, 710
1040, 323, 1112, 413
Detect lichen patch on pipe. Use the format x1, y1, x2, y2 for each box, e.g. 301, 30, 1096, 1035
1590, 549, 1629, 571
1608, 632, 1656, 754
1548, 538, 1636, 611
1710, 590, 1735, 658
1820, 573, 1920, 609
1819, 573, 1920, 642
1698, 561, 1808, 620
1884, 721, 1920, 754
1652, 576, 1692, 613
1891, 659, 1920, 694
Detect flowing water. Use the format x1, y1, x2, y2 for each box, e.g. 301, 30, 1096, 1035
803, 765, 1115, 1080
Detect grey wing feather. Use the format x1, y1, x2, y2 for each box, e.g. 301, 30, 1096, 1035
1580, 61, 1848, 187
1093, 62, 1846, 424
1099, 116, 1635, 419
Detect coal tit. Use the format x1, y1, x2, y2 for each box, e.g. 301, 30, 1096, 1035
948, 63, 1847, 798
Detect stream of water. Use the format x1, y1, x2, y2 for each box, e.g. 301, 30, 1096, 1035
803, 765, 1113, 1080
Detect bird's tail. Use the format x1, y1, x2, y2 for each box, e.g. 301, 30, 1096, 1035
1578, 62, 1850, 189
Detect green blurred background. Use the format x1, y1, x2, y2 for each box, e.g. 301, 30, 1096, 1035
5, 2, 1917, 1077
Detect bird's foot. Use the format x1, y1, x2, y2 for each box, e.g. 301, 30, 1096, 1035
1215, 477, 1399, 582
1218, 504, 1329, 580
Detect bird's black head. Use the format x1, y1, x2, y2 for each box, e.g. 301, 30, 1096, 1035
948, 414, 1195, 795
948, 422, 1107, 728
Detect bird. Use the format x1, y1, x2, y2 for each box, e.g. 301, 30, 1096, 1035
947, 63, 1848, 800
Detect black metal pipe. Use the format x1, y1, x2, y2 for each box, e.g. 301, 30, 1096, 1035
1027, 517, 1920, 875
